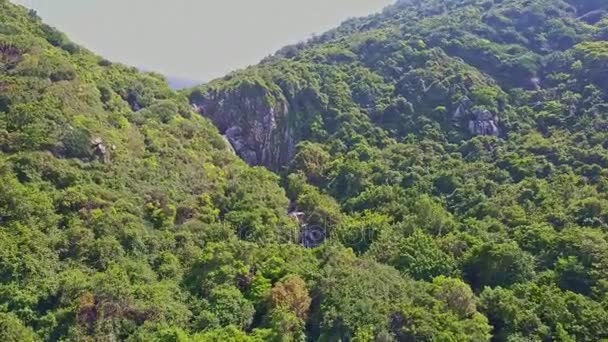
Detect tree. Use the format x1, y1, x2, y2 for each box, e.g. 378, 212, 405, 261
269, 275, 311, 321
463, 242, 536, 290
0, 313, 38, 342
197, 285, 255, 330
335, 211, 392, 254
432, 276, 477, 318
395, 229, 456, 281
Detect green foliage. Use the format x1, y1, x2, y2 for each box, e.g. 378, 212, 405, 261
197, 285, 255, 330
480, 283, 608, 341
0, 312, 39, 342
266, 275, 311, 341
464, 242, 536, 290
395, 229, 456, 281
3, 0, 608, 340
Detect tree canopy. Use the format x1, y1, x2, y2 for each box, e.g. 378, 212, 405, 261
3, 0, 608, 340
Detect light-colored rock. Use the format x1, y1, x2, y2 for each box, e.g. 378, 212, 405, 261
221, 134, 236, 155
91, 137, 109, 163
191, 84, 296, 170
468, 109, 500, 136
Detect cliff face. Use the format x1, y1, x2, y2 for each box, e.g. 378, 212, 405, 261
190, 81, 296, 170
188, 65, 327, 170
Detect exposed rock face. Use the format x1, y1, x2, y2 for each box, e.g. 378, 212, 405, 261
452, 97, 501, 137
0, 43, 22, 68
468, 109, 500, 136
191, 85, 296, 170
190, 84, 296, 171
91, 137, 109, 163
452, 96, 471, 127
289, 210, 306, 223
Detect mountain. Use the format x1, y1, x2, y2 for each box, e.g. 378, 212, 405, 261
2, 0, 608, 341
0, 1, 296, 340
188, 0, 608, 172
185, 0, 608, 340
166, 76, 204, 90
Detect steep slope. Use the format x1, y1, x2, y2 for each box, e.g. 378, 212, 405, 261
3, 0, 608, 340
186, 0, 608, 340
0, 1, 296, 340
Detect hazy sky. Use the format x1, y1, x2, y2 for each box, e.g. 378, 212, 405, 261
11, 0, 393, 81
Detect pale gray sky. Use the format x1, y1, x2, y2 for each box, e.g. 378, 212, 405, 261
11, 0, 393, 82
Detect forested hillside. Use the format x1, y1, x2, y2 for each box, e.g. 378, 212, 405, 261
2, 0, 608, 341
187, 0, 608, 340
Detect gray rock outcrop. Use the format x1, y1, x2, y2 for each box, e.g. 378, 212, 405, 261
91, 137, 109, 163
468, 109, 500, 136
221, 134, 236, 155
190, 84, 296, 171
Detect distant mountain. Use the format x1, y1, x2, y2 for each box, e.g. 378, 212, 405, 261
166, 75, 204, 89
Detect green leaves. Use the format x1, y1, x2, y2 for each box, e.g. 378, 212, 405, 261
395, 229, 456, 281
463, 242, 536, 290
0, 312, 39, 342
479, 283, 608, 341
199, 285, 255, 329
4, 0, 608, 340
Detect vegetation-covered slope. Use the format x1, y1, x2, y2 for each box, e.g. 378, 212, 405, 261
186, 0, 608, 340
0, 1, 296, 340
3, 0, 608, 341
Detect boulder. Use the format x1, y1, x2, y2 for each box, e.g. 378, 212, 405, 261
91, 138, 109, 163
468, 109, 500, 136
